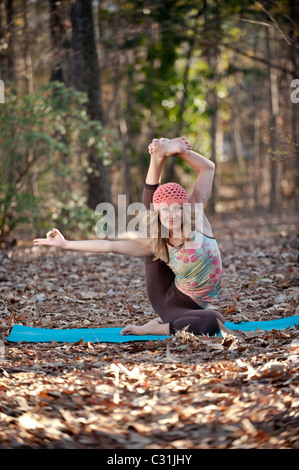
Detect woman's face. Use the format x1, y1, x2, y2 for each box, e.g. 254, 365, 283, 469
159, 204, 184, 236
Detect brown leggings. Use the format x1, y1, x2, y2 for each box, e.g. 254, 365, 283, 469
142, 182, 225, 336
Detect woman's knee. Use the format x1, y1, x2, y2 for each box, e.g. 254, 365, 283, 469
214, 309, 225, 325
204, 309, 223, 335
170, 309, 223, 336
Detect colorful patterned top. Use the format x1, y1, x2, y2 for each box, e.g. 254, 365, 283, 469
167, 230, 222, 308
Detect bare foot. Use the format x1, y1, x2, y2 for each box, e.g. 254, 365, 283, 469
157, 137, 192, 158
120, 318, 169, 336
148, 139, 169, 163
148, 137, 191, 162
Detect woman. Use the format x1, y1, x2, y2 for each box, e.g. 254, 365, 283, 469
33, 137, 225, 337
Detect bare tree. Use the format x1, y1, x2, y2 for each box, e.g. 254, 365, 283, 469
77, 0, 111, 208
267, 25, 281, 213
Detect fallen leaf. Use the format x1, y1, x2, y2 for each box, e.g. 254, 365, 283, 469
225, 303, 237, 314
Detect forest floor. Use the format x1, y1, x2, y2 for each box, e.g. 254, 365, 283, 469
0, 211, 298, 450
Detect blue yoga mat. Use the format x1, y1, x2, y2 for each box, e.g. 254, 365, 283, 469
6, 316, 299, 343
7, 324, 168, 343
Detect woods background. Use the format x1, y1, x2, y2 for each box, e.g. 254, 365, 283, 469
0, 0, 298, 243
0, 0, 298, 450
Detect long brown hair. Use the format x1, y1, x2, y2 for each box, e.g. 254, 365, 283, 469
140, 204, 197, 264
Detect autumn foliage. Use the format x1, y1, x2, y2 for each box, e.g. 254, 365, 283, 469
0, 212, 298, 449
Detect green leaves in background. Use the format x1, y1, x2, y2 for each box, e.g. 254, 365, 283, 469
0, 82, 114, 240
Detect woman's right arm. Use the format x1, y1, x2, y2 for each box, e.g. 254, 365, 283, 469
33, 228, 154, 257
66, 238, 153, 257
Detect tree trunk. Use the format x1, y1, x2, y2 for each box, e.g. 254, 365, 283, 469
267, 25, 281, 213
233, 112, 245, 210
289, 0, 299, 211
252, 34, 261, 215
1, 0, 15, 83
78, 0, 111, 209
204, 0, 219, 214
70, 0, 84, 91
253, 117, 261, 213
48, 0, 65, 83
208, 88, 218, 214
0, 0, 4, 78
22, 0, 33, 94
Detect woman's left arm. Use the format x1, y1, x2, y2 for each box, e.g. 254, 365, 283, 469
181, 149, 215, 206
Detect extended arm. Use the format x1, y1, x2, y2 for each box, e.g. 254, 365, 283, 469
64, 238, 154, 257
33, 229, 154, 257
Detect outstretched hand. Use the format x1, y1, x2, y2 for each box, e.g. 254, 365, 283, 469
33, 228, 66, 248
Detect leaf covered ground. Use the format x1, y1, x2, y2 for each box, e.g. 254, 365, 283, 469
0, 212, 298, 449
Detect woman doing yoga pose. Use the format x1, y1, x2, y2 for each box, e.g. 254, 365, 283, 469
33, 137, 225, 336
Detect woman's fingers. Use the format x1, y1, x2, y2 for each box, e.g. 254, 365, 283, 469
33, 238, 62, 246
52, 228, 65, 239
33, 230, 63, 245
33, 238, 50, 245
46, 230, 55, 239
46, 229, 56, 238
52, 228, 62, 235
44, 228, 64, 240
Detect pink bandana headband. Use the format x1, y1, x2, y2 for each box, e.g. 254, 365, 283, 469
152, 182, 188, 210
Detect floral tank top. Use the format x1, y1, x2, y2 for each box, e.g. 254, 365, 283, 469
167, 230, 222, 308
